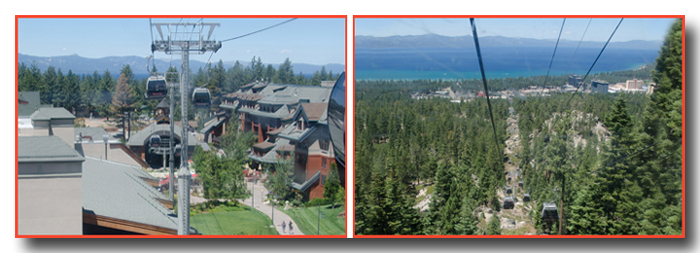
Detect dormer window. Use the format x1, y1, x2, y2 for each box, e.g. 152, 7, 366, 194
297, 119, 306, 131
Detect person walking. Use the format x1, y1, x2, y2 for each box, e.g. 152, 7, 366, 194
281, 221, 286, 233
289, 221, 294, 234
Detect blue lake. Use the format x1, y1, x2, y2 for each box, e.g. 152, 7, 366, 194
355, 47, 657, 80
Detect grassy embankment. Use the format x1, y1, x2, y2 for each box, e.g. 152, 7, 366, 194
280, 204, 345, 235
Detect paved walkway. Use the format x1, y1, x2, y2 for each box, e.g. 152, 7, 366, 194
239, 179, 304, 235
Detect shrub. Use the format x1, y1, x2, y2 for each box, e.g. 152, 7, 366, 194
305, 197, 332, 207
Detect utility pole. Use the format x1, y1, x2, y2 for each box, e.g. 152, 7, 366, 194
127, 111, 131, 140
169, 80, 175, 201
151, 21, 221, 235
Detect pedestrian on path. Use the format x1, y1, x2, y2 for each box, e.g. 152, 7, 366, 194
281, 221, 286, 233
289, 221, 294, 234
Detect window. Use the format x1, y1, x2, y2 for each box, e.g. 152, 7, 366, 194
320, 139, 329, 151
321, 175, 327, 185
322, 157, 327, 168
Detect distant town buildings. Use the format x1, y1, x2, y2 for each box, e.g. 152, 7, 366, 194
591, 79, 609, 93
609, 79, 648, 93
626, 78, 644, 90
568, 75, 583, 87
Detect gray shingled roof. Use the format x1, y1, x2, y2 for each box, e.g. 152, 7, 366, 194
256, 85, 331, 105
156, 98, 169, 109
248, 138, 290, 164
82, 157, 197, 233
278, 125, 316, 142
238, 104, 291, 119
29, 107, 75, 121
18, 136, 85, 163
291, 170, 321, 192
75, 127, 116, 141
300, 103, 328, 122
127, 123, 193, 147
199, 116, 227, 134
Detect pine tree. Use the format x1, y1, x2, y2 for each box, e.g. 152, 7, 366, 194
324, 163, 341, 209
61, 70, 81, 112
112, 73, 133, 113
485, 214, 502, 235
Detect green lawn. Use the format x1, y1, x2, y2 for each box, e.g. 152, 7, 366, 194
191, 207, 278, 235
280, 204, 345, 235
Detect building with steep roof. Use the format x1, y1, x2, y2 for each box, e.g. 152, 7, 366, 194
18, 134, 198, 235
82, 157, 198, 235
247, 102, 335, 200
221, 82, 338, 200
126, 122, 209, 168
21, 107, 76, 146
221, 82, 332, 143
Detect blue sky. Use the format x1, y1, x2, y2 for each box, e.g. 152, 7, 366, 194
355, 18, 678, 42
18, 17, 346, 66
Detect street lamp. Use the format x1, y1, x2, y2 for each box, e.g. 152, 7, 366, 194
103, 134, 109, 159
271, 197, 275, 228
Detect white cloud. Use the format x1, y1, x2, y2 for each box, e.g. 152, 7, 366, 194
62, 47, 67, 51
280, 49, 292, 54
246, 49, 251, 53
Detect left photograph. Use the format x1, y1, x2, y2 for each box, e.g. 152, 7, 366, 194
16, 16, 347, 237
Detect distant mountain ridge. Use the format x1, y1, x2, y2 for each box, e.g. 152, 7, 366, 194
355, 34, 663, 50
18, 53, 345, 76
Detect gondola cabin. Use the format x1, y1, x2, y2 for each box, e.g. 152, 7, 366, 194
192, 87, 211, 109
505, 186, 512, 195
328, 72, 346, 167
518, 181, 524, 187
541, 202, 559, 223
523, 193, 531, 202
146, 76, 168, 100
502, 196, 515, 209
149, 134, 162, 147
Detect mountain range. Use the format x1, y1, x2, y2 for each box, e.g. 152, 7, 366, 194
355, 34, 663, 50
18, 53, 345, 77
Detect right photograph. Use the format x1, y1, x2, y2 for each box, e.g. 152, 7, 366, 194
353, 16, 684, 236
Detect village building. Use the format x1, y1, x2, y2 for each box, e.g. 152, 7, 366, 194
591, 79, 610, 93
220, 82, 340, 200
17, 101, 197, 235
18, 135, 85, 235
125, 98, 210, 168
